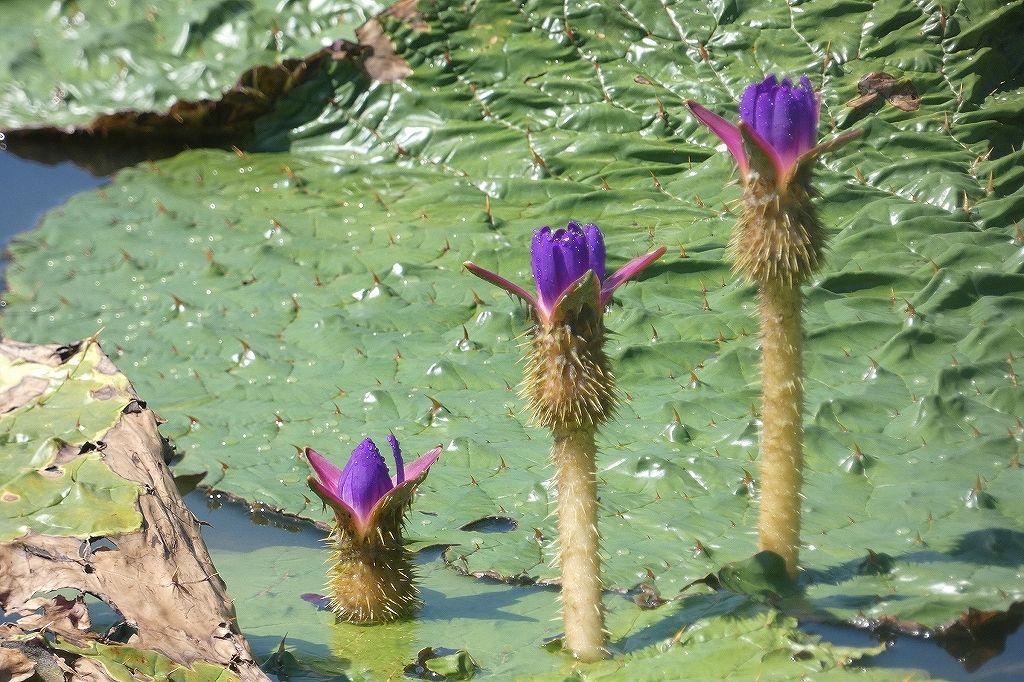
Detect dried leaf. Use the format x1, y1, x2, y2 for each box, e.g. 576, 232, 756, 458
0, 340, 267, 682
0, 646, 36, 682
847, 71, 921, 111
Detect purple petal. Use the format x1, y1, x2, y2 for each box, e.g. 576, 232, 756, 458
797, 76, 819, 154
771, 85, 799, 169
739, 82, 758, 129
600, 246, 667, 305
305, 448, 342, 490
531, 226, 561, 309
557, 223, 590, 290
463, 261, 540, 310
388, 433, 405, 485
582, 223, 606, 281
687, 101, 749, 177
337, 438, 394, 522
752, 76, 778, 130
754, 85, 774, 141
742, 74, 821, 175
534, 223, 592, 310
402, 446, 442, 483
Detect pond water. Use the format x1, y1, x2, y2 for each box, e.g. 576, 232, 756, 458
0, 147, 106, 274
187, 488, 1024, 680
1, 144, 1021, 681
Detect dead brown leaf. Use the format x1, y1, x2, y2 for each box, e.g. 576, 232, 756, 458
356, 0, 424, 82
847, 71, 921, 112
0, 645, 36, 682
0, 340, 269, 682
12, 595, 92, 646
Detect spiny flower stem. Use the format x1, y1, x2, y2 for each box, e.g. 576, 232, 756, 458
551, 426, 606, 662
756, 279, 804, 580
465, 221, 663, 661
690, 75, 862, 583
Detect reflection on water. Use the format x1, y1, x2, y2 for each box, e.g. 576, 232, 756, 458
806, 622, 1024, 681
185, 489, 323, 553
330, 618, 416, 679
2, 133, 199, 177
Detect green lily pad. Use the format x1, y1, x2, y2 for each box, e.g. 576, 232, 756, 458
214, 536, 885, 680
0, 0, 384, 130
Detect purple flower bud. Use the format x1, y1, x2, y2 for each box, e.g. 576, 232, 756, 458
738, 75, 818, 171
531, 222, 606, 311
306, 436, 441, 530
388, 432, 405, 485
464, 221, 664, 324
688, 74, 825, 181
336, 438, 394, 522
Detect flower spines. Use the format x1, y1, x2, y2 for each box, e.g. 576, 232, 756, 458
463, 221, 663, 662
525, 311, 616, 431
326, 521, 418, 623
323, 461, 427, 623
304, 438, 440, 624
688, 74, 862, 287
732, 170, 824, 287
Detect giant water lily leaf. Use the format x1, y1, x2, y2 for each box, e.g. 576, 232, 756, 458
0, 0, 401, 174
1, 0, 1023, 657
213, 537, 892, 680
0, 634, 242, 682
0, 0, 385, 131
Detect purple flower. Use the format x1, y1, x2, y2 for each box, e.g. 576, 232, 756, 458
306, 435, 441, 533
464, 221, 665, 323
689, 74, 838, 182
531, 223, 606, 312
740, 75, 818, 170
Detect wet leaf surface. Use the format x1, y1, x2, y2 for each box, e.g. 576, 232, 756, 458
0, 340, 141, 542
0, 0, 385, 131
208, 518, 888, 680
1, 0, 1023, 677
